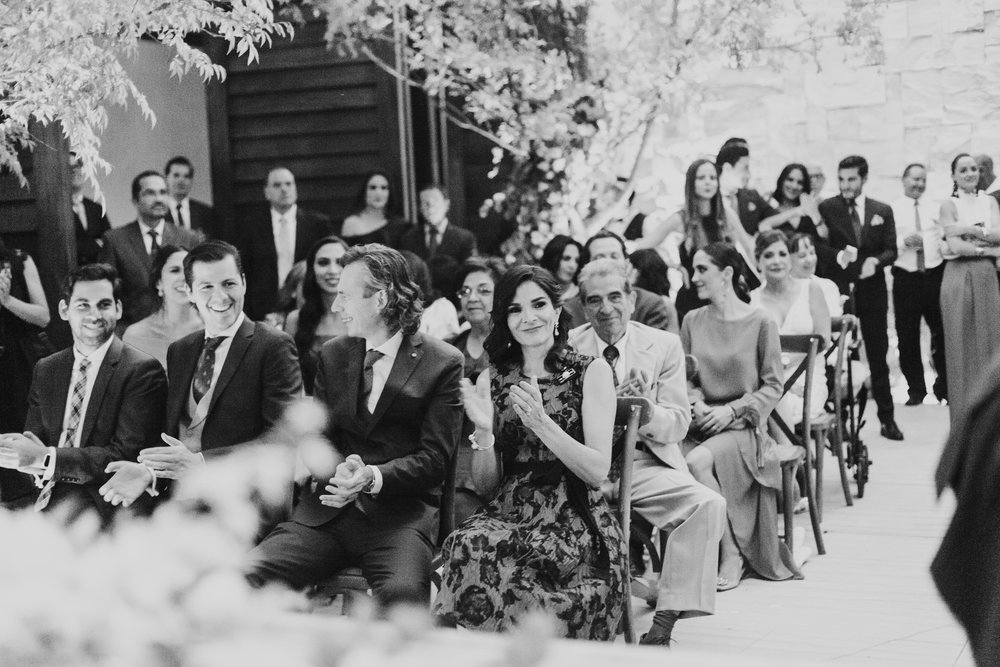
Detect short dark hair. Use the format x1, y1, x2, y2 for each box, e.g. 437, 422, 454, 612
902, 162, 926, 178
132, 170, 165, 200
148, 244, 190, 307
62, 263, 122, 303
400, 250, 433, 306
787, 232, 815, 255
183, 240, 244, 287
716, 143, 750, 169
754, 229, 790, 261
484, 265, 570, 373
699, 242, 751, 304
539, 234, 587, 282
838, 155, 869, 179
584, 229, 627, 260
164, 156, 194, 178
627, 249, 670, 297
265, 165, 293, 183
418, 183, 448, 199
772, 163, 812, 206
340, 243, 424, 336
455, 257, 506, 292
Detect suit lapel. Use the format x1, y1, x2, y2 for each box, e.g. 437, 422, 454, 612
368, 334, 421, 430
78, 338, 123, 447
169, 335, 203, 428
48, 351, 74, 440
294, 210, 309, 258
207, 318, 255, 415
126, 223, 152, 271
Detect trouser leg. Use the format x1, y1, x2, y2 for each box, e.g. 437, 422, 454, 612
892, 268, 926, 398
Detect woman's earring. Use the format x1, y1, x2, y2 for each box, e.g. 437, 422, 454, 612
156, 287, 164, 297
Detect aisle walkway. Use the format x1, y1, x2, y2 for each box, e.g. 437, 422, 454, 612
635, 401, 972, 665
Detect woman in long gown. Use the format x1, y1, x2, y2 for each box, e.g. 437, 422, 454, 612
937, 153, 1000, 420
681, 243, 801, 591
433, 265, 625, 640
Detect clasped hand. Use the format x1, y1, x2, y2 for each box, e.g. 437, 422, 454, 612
99, 461, 153, 507
0, 431, 46, 469
509, 376, 549, 433
692, 402, 735, 438
137, 433, 203, 480
319, 454, 373, 508
617, 369, 651, 398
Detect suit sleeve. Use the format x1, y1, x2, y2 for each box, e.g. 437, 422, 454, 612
814, 199, 840, 277
875, 204, 898, 268
641, 335, 692, 448
97, 232, 117, 267
375, 352, 464, 497
23, 361, 51, 445
260, 332, 304, 429
53, 358, 167, 484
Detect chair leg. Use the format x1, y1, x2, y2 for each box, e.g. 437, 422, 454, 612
800, 448, 826, 556
782, 464, 796, 555
813, 427, 826, 523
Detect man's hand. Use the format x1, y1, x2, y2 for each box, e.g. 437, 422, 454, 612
858, 257, 880, 280
617, 369, 651, 398
0, 431, 47, 469
99, 461, 153, 507
903, 233, 923, 249
319, 454, 372, 508
137, 434, 203, 480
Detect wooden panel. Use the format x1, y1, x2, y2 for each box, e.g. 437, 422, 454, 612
229, 109, 379, 139
230, 131, 381, 161
226, 63, 374, 95
228, 87, 376, 116
234, 178, 361, 205
227, 45, 366, 72
232, 154, 382, 183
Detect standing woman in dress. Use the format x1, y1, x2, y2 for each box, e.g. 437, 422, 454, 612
682, 243, 800, 590
433, 265, 625, 639
937, 153, 1000, 420
335, 170, 404, 246
636, 159, 757, 322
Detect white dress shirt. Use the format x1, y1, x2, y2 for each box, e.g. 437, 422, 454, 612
271, 205, 298, 287
592, 326, 631, 383
72, 193, 88, 230
172, 197, 191, 230
363, 330, 404, 494
139, 220, 166, 255
891, 195, 943, 271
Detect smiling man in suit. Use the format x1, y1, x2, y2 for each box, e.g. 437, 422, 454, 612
0, 264, 166, 524
99, 171, 200, 329
165, 156, 219, 238
817, 155, 902, 440
395, 184, 477, 265
236, 166, 332, 321
569, 258, 725, 647
246, 244, 464, 608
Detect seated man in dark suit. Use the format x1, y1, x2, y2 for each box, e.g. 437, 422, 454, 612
246, 244, 464, 608
562, 230, 678, 332
165, 156, 220, 239
99, 240, 303, 506
235, 166, 332, 321
0, 264, 166, 524
70, 154, 111, 265
394, 184, 477, 265
99, 170, 200, 328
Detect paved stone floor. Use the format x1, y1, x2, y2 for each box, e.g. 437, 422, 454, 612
632, 399, 973, 665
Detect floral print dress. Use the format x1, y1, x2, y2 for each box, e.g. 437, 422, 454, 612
433, 353, 625, 640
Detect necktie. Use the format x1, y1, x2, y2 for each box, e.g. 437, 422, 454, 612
36, 357, 91, 511
175, 206, 186, 230
849, 202, 862, 243
361, 349, 385, 414
276, 216, 293, 285
602, 345, 620, 387
148, 229, 160, 258
914, 200, 926, 272
427, 226, 439, 257
192, 336, 225, 405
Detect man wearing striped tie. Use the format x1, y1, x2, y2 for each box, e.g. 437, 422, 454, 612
0, 264, 166, 524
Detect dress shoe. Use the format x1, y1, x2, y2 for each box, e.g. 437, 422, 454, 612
880, 420, 904, 441
904, 394, 925, 406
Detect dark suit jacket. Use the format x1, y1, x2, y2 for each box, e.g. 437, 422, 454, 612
816, 195, 898, 298
169, 199, 219, 239
99, 221, 201, 326
293, 333, 464, 541
165, 317, 303, 455
23, 337, 166, 521
735, 188, 778, 236
394, 221, 477, 264
74, 197, 111, 265
235, 205, 332, 321
563, 286, 676, 331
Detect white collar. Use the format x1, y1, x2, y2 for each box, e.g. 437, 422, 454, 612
205, 311, 246, 339
139, 219, 165, 235
367, 330, 404, 361
426, 219, 448, 235
174, 197, 190, 209
271, 205, 297, 222
594, 324, 631, 358
73, 334, 115, 366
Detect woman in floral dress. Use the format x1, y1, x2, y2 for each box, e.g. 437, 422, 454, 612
433, 265, 624, 640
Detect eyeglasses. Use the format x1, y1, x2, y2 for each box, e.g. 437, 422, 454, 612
457, 285, 494, 298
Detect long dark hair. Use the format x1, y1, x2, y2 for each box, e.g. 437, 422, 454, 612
351, 169, 398, 216
772, 163, 811, 206
950, 152, 974, 197
295, 235, 349, 360
147, 244, 188, 310
629, 248, 671, 296
539, 234, 587, 284
683, 158, 729, 249
484, 265, 570, 373
699, 242, 751, 304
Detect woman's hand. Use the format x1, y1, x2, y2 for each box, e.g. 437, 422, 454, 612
460, 371, 493, 432
509, 376, 550, 435
693, 405, 736, 437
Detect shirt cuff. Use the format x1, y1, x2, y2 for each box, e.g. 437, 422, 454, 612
144, 464, 160, 497
367, 465, 383, 496
40, 447, 58, 481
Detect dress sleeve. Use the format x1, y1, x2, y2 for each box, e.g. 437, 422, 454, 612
728, 315, 783, 427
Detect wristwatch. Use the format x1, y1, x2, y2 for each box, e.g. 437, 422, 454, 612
362, 466, 377, 494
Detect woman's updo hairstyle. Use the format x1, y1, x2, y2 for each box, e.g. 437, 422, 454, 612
950, 152, 974, 197
754, 229, 789, 261
700, 242, 752, 304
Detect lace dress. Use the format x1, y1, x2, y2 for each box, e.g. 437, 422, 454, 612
432, 352, 625, 640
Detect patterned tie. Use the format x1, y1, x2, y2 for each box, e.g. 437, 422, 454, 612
361, 349, 385, 414
192, 336, 225, 404
426, 226, 439, 258
849, 202, 862, 244
35, 357, 91, 511
914, 200, 926, 272
602, 345, 620, 387
148, 229, 160, 258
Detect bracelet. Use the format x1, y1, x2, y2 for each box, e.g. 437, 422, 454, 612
728, 405, 738, 421
469, 431, 495, 450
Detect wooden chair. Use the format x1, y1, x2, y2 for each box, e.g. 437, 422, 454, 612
824, 316, 856, 509
771, 334, 826, 557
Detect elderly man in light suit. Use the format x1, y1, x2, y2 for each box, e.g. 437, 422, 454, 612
569, 258, 725, 647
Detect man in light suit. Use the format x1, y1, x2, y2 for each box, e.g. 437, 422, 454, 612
394, 184, 477, 265
569, 258, 725, 647
99, 240, 303, 506
0, 264, 166, 524
235, 166, 332, 321
816, 155, 902, 441
165, 156, 220, 238
247, 244, 464, 608
99, 171, 200, 328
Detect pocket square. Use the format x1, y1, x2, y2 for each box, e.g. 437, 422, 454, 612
871, 214, 884, 226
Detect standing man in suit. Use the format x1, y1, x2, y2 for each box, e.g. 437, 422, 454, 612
99, 170, 200, 328
716, 138, 779, 236
395, 184, 477, 265
890, 163, 947, 405
99, 240, 303, 506
70, 153, 111, 266
236, 166, 332, 321
165, 156, 219, 238
569, 259, 725, 647
247, 244, 464, 608
0, 264, 166, 524
817, 155, 903, 440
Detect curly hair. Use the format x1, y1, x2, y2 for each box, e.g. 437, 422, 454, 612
484, 265, 570, 373
340, 243, 424, 336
